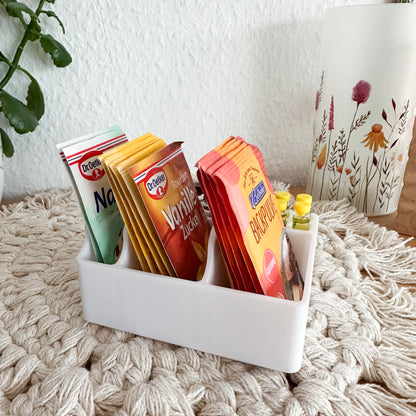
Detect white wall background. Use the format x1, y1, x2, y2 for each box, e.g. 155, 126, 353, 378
0, 0, 383, 200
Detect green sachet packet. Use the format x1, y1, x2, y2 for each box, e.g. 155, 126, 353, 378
57, 126, 127, 264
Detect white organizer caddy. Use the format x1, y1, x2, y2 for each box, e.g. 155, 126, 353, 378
77, 214, 318, 373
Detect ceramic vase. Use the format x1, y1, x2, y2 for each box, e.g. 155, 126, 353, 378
306, 4, 416, 216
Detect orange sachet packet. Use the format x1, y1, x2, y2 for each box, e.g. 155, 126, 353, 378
129, 142, 211, 281
198, 162, 246, 291
197, 137, 304, 299
197, 139, 261, 293
214, 142, 271, 294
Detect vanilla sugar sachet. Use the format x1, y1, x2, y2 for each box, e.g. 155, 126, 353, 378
129, 142, 211, 281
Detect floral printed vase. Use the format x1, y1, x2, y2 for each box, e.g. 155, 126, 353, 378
306, 4, 416, 216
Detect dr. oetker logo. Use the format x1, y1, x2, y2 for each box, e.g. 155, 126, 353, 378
145, 168, 168, 200
78, 150, 105, 181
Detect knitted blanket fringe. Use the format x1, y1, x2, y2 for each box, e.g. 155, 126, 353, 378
0, 188, 416, 416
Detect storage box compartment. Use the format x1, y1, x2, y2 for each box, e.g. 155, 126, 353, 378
77, 214, 318, 373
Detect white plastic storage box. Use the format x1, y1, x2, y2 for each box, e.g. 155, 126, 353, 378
77, 213, 319, 373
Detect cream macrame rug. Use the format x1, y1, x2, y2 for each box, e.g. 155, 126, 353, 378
1, 189, 416, 416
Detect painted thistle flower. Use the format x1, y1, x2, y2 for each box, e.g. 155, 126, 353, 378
329, 96, 335, 130
361, 123, 388, 152
345, 168, 352, 175
352, 80, 371, 104
336, 165, 343, 173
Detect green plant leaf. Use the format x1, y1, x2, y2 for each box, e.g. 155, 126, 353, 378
0, 127, 14, 158
27, 19, 41, 41
0, 0, 16, 6
40, 10, 65, 33
5, 2, 37, 21
0, 90, 38, 134
39, 34, 72, 67
26, 77, 44, 120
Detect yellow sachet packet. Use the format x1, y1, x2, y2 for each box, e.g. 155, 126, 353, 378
100, 134, 173, 274
116, 141, 175, 276
100, 137, 153, 271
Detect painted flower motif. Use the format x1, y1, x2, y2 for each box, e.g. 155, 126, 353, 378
352, 80, 371, 104
329, 96, 335, 131
317, 144, 327, 169
315, 90, 321, 111
345, 168, 352, 175
336, 165, 343, 174
361, 123, 388, 152
350, 175, 355, 184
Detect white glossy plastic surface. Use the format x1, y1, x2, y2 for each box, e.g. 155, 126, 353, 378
77, 214, 318, 373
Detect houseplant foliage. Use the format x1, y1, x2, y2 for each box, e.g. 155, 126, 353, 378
0, 0, 71, 158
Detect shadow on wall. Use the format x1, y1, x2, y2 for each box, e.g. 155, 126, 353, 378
245, 18, 322, 185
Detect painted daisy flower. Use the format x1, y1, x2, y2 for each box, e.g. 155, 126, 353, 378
361, 124, 388, 152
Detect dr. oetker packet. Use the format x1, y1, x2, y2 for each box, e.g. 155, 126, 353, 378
57, 126, 127, 264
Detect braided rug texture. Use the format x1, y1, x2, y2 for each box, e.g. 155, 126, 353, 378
1, 189, 416, 416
